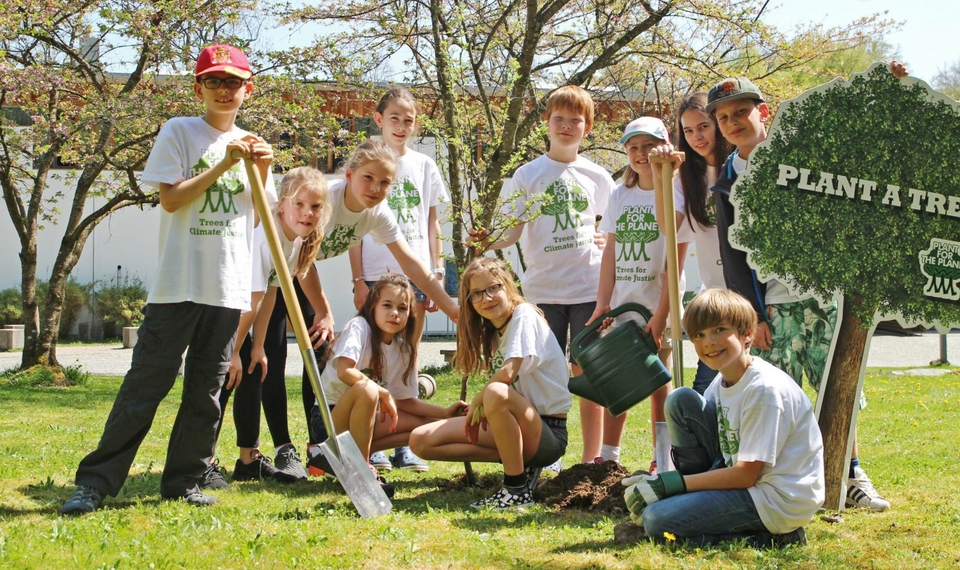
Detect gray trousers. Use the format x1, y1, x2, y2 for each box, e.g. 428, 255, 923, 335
75, 302, 240, 498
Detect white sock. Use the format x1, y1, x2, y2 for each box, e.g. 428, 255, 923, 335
600, 445, 620, 463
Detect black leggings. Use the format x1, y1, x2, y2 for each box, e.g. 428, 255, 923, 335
217, 279, 325, 449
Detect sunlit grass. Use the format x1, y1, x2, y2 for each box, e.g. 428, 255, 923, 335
0, 365, 958, 569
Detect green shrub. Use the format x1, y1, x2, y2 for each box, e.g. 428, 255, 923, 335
0, 287, 21, 327
94, 272, 147, 330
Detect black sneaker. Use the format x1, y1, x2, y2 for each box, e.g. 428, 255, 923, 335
165, 491, 218, 507
470, 486, 534, 510
273, 445, 308, 483
60, 485, 104, 516
200, 458, 230, 490
367, 463, 395, 499
307, 450, 337, 478
377, 475, 396, 499
232, 454, 280, 482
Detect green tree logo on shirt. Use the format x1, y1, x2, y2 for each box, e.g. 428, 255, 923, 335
615, 204, 659, 262
194, 156, 244, 215
542, 178, 587, 232
388, 178, 421, 224
919, 238, 960, 301
717, 404, 740, 466
320, 224, 357, 259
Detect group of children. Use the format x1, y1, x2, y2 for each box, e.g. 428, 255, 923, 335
59, 42, 897, 547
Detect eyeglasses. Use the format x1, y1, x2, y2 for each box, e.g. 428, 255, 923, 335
198, 77, 248, 90
468, 283, 504, 303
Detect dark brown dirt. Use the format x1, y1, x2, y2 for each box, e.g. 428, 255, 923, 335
534, 460, 636, 514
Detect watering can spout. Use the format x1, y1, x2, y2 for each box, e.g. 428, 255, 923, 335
569, 373, 604, 405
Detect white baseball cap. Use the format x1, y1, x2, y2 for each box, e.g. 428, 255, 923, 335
619, 116, 670, 145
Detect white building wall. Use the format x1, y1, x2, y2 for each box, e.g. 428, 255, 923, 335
0, 137, 700, 336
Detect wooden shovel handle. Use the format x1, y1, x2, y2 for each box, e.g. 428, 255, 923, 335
651, 152, 685, 387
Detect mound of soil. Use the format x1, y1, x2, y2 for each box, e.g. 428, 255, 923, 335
534, 460, 635, 514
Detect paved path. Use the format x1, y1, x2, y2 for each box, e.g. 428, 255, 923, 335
2, 333, 958, 376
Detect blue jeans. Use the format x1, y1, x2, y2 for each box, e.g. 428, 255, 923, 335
691, 360, 718, 396
642, 387, 767, 539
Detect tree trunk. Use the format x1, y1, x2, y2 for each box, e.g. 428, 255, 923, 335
19, 238, 46, 366
817, 294, 872, 510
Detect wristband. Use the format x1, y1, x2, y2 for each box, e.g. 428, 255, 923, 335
433, 266, 446, 276
352, 277, 364, 283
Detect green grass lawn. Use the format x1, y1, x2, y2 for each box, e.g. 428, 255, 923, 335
1, 366, 959, 569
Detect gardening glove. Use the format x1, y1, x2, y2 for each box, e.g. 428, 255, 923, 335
622, 470, 686, 524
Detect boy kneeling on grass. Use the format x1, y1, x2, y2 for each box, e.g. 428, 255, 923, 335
622, 288, 823, 547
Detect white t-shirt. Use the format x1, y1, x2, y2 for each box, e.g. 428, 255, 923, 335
251, 213, 302, 292
504, 155, 614, 304
731, 154, 802, 304
317, 181, 403, 261
704, 357, 825, 534
320, 316, 418, 405
141, 117, 277, 311
598, 183, 688, 323
360, 150, 448, 278
490, 303, 571, 416
675, 171, 724, 291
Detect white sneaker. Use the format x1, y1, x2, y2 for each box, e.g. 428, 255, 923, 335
544, 458, 562, 473
846, 466, 891, 511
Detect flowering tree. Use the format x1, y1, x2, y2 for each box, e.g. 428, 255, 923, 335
0, 0, 336, 370
731, 63, 960, 508
287, 0, 893, 268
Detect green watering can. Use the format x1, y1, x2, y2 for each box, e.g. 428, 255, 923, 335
569, 302, 672, 416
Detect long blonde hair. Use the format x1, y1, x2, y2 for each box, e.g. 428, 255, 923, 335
454, 257, 528, 375
275, 166, 330, 278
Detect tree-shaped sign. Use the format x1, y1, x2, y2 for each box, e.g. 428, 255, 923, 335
730, 63, 960, 509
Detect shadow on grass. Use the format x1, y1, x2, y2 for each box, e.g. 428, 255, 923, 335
14, 472, 165, 518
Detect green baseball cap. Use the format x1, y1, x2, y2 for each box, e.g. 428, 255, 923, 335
705, 77, 764, 113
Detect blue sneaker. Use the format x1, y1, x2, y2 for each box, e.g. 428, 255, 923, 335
369, 450, 392, 471
391, 446, 429, 471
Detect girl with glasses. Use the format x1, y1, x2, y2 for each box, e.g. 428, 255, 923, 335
410, 258, 570, 510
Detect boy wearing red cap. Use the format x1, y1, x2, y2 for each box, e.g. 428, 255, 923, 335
61, 45, 276, 514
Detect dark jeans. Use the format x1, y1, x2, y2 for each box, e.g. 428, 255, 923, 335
75, 302, 239, 498
692, 360, 718, 395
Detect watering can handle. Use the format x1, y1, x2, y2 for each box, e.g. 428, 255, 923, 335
571, 302, 655, 356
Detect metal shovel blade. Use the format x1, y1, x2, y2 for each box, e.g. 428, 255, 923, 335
238, 154, 391, 518
320, 433, 392, 519
301, 347, 392, 518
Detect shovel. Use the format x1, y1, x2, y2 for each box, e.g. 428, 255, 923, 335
651, 153, 685, 388
236, 152, 392, 518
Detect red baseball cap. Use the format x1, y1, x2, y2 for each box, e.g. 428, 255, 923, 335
195, 45, 252, 79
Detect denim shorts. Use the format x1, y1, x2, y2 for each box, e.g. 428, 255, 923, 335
527, 416, 568, 468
